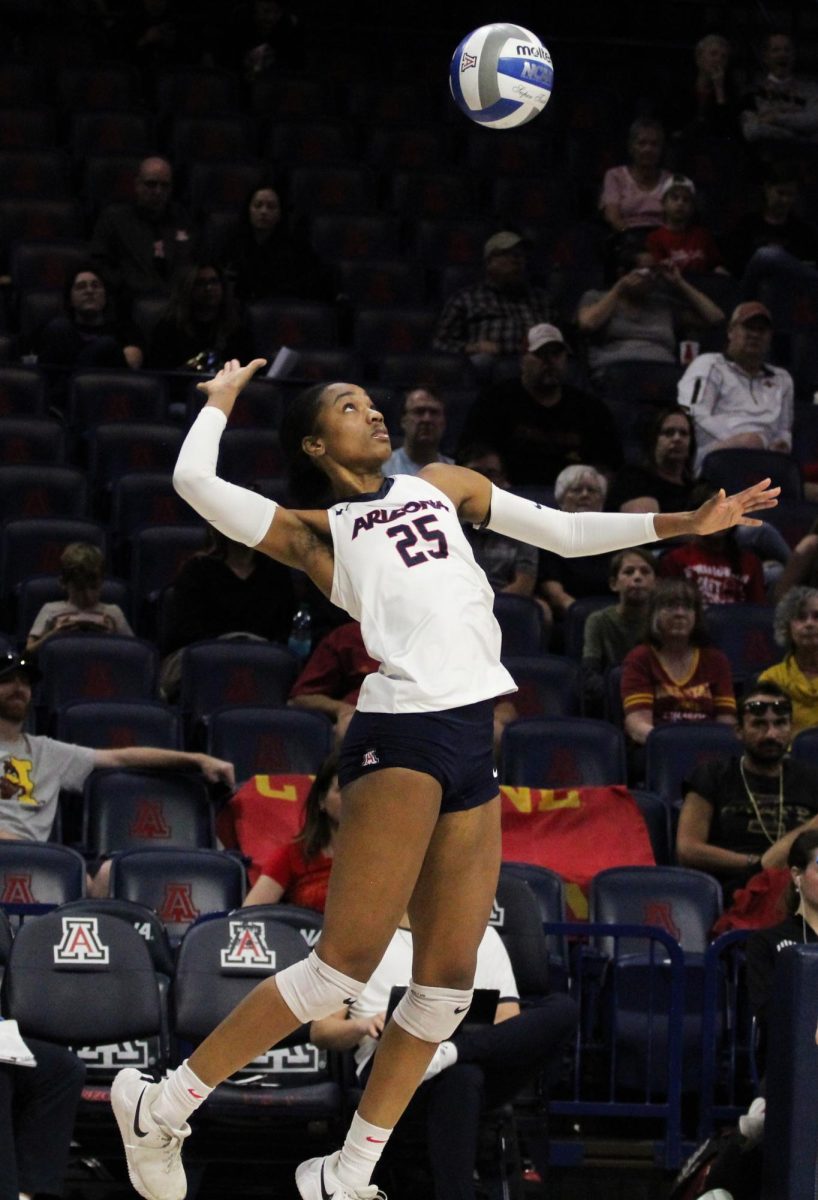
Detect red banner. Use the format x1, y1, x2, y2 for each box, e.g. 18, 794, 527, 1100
219, 776, 655, 910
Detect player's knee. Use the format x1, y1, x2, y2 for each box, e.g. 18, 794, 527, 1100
392, 979, 474, 1044
275, 950, 366, 1023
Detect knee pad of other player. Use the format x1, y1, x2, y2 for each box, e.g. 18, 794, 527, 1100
275, 950, 365, 1023
392, 980, 474, 1043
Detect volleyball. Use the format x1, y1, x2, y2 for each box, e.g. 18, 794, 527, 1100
449, 23, 553, 130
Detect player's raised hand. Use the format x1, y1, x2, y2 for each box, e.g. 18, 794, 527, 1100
691, 478, 780, 534
196, 358, 267, 417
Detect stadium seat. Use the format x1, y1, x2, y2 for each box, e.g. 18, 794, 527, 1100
0, 466, 87, 520
156, 67, 240, 116
285, 349, 359, 386
376, 351, 472, 389
0, 200, 81, 257
598, 361, 685, 408
493, 594, 549, 656
591, 864, 722, 955
57, 63, 139, 111
701, 449, 803, 503
2, 909, 166, 1090
644, 723, 741, 808
0, 518, 104, 599
468, 129, 551, 177
111, 474, 198, 543
110, 847, 245, 943
82, 154, 143, 210
365, 127, 448, 171
353, 308, 438, 367
791, 728, 818, 771
338, 259, 427, 307
36, 635, 158, 713
58, 896, 175, 976
390, 171, 476, 219
246, 300, 338, 354
68, 370, 168, 428
705, 604, 777, 682
561, 595, 612, 659
0, 905, 13, 966
0, 62, 45, 107
170, 114, 255, 163
268, 119, 352, 166
0, 842, 86, 909
500, 717, 627, 787
0, 417, 65, 466
218, 428, 286, 487
235, 902, 323, 949
502, 654, 580, 717
88, 424, 185, 492
129, 525, 208, 632
69, 110, 152, 159
10, 239, 88, 292
0, 366, 48, 417
0, 150, 68, 199
310, 215, 402, 263
494, 870, 560, 997
414, 219, 492, 267
630, 789, 674, 866
208, 707, 334, 784
56, 700, 179, 752
289, 166, 376, 214
82, 769, 214, 856
186, 160, 265, 215
173, 914, 343, 1118
18, 290, 65, 342
760, 499, 818, 549
179, 641, 300, 735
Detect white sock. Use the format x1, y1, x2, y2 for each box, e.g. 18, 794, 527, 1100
421, 1040, 458, 1082
151, 1059, 213, 1129
336, 1111, 393, 1190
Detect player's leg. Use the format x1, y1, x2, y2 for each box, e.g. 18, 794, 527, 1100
113, 767, 443, 1200
301, 796, 501, 1198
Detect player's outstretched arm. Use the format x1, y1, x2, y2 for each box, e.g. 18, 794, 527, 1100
421, 463, 779, 557
174, 359, 332, 584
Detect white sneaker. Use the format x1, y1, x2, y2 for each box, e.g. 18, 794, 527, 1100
111, 1068, 190, 1200
697, 1191, 734, 1199
738, 1095, 766, 1143
295, 1151, 386, 1200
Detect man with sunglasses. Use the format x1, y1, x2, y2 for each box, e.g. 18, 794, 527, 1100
676, 679, 818, 899
457, 322, 623, 487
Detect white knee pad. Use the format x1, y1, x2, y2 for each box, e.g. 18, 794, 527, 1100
275, 950, 366, 1023
392, 980, 474, 1043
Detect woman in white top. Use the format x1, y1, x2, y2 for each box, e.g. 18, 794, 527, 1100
111, 359, 777, 1200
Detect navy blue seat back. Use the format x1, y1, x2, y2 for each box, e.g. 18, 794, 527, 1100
500, 717, 627, 787
590, 865, 722, 956
0, 842, 86, 908
83, 769, 214, 856
701, 448, 802, 503
57, 700, 179, 751
58, 896, 175, 976
502, 655, 580, 717
645, 723, 740, 808
37, 635, 158, 712
493, 594, 549, 656
705, 604, 777, 682
208, 707, 334, 784
180, 641, 300, 728
110, 848, 246, 943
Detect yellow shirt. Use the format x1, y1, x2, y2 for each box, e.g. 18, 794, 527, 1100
759, 656, 818, 736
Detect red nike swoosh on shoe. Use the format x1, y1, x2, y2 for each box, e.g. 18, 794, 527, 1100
366, 1137, 386, 1143
188, 1089, 204, 1099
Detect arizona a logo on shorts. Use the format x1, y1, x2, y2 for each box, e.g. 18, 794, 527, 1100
54, 916, 110, 964
361, 748, 379, 767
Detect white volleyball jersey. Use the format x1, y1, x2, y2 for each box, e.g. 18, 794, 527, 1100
328, 474, 516, 713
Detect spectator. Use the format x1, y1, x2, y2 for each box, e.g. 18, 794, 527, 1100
669, 33, 742, 139
577, 242, 724, 385
219, 181, 333, 304
225, 0, 305, 100
243, 753, 339, 912
383, 388, 453, 477
288, 621, 379, 740
147, 262, 254, 371
90, 155, 196, 304
26, 542, 133, 656
646, 175, 727, 276
747, 827, 818, 1052
457, 446, 538, 597
599, 117, 672, 236
159, 526, 295, 699
111, 0, 185, 77
432, 231, 553, 374
740, 31, 818, 144
621, 577, 737, 748
725, 161, 818, 284
772, 520, 818, 600
677, 301, 794, 472
582, 547, 656, 714
678, 683, 818, 901
538, 466, 616, 621
458, 323, 623, 486
34, 265, 143, 371
658, 482, 766, 604
607, 406, 697, 514
0, 1035, 86, 1200
759, 587, 818, 735
310, 909, 577, 1200
0, 651, 234, 893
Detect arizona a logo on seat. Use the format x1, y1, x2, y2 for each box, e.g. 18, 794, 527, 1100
158, 883, 200, 924
1, 872, 36, 904
129, 799, 171, 839
220, 920, 276, 969
54, 916, 110, 964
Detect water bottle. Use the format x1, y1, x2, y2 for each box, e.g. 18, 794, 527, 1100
288, 605, 312, 660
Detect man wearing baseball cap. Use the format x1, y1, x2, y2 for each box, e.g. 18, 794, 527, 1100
646, 174, 725, 275
677, 300, 794, 471
0, 651, 234, 890
432, 230, 553, 372
458, 321, 623, 485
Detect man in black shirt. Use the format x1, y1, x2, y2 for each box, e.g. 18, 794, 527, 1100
458, 323, 623, 487
676, 679, 818, 899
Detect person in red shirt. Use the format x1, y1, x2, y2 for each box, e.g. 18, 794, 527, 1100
658, 485, 766, 604
647, 174, 727, 276
621, 577, 737, 748
288, 620, 380, 744
242, 753, 340, 913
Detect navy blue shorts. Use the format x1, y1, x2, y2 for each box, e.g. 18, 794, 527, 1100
337, 699, 498, 814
